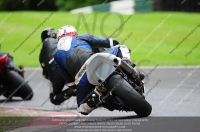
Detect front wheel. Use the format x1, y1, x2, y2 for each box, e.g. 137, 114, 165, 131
107, 74, 152, 117
3, 70, 33, 100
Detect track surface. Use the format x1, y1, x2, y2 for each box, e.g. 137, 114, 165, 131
1, 67, 200, 131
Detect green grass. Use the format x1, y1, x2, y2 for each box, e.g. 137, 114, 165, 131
0, 113, 32, 132
0, 11, 199, 66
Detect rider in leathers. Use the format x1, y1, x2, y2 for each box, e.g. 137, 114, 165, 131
0, 52, 30, 99
39, 27, 76, 105
54, 25, 144, 114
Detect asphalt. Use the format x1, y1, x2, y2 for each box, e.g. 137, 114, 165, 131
0, 67, 200, 132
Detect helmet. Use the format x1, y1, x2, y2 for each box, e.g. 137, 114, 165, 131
41, 27, 57, 42
57, 25, 77, 40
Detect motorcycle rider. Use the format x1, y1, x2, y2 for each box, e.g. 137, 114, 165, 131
39, 27, 76, 105
0, 52, 23, 76
0, 52, 32, 100
54, 25, 144, 114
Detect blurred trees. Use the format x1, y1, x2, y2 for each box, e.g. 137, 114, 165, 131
0, 0, 115, 11
0, 0, 57, 11
153, 0, 200, 12
55, 0, 113, 11
0, 0, 199, 12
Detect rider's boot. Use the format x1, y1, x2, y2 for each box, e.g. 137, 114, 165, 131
77, 103, 93, 115
50, 88, 76, 105
77, 92, 99, 115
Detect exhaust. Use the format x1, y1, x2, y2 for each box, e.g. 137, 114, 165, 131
113, 58, 140, 81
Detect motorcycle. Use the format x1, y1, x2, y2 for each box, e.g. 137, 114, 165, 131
76, 52, 152, 117
0, 54, 33, 100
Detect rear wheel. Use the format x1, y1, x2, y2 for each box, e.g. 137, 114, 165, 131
108, 74, 152, 117
3, 93, 13, 100
3, 70, 33, 100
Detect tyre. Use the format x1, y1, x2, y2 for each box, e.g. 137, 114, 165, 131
3, 92, 13, 100
108, 74, 152, 117
3, 70, 33, 100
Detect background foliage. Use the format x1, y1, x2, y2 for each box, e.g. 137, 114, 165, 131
0, 0, 116, 11
1, 0, 199, 12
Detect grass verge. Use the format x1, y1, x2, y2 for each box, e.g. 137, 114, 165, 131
0, 11, 199, 66
0, 113, 32, 132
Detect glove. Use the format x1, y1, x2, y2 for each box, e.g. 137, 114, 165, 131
109, 38, 119, 47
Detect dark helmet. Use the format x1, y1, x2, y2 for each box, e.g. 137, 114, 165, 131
41, 27, 57, 42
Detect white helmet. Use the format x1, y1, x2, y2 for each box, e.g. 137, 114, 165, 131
57, 25, 77, 40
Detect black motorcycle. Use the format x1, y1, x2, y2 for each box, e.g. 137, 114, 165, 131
0, 54, 33, 100
76, 53, 152, 117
